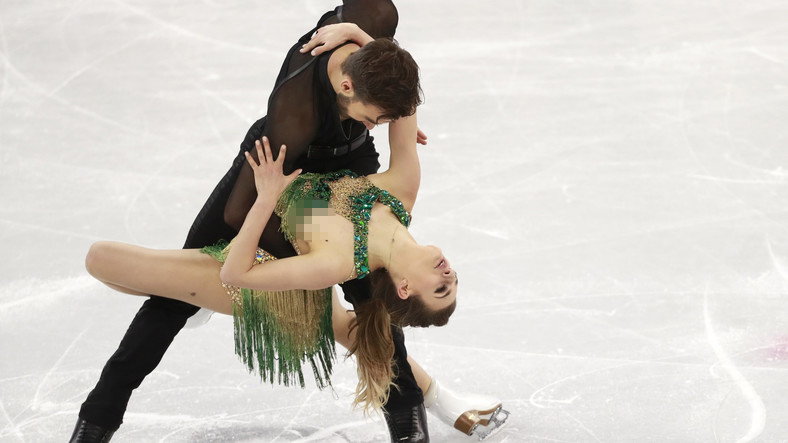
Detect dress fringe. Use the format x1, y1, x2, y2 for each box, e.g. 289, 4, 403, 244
201, 242, 335, 389
232, 286, 335, 388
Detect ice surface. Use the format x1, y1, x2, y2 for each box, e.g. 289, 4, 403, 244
2, 0, 788, 441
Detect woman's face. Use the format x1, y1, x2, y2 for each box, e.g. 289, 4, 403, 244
405, 245, 458, 311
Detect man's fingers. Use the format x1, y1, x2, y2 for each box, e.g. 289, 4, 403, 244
416, 128, 428, 145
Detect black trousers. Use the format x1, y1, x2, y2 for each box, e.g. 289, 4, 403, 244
79, 117, 422, 429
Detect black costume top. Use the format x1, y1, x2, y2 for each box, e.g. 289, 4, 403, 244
224, 0, 399, 304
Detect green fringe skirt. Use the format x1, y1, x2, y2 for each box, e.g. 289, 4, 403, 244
201, 242, 335, 389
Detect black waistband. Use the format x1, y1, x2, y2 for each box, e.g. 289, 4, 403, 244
307, 131, 368, 159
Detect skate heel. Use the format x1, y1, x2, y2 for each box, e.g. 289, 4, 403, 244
455, 405, 510, 440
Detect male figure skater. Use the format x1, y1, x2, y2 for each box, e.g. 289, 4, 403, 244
70, 2, 506, 442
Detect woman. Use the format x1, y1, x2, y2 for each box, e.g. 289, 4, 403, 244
85, 113, 458, 411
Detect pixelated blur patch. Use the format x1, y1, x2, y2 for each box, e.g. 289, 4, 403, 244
283, 198, 331, 238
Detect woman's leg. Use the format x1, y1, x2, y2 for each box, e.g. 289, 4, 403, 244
100, 281, 147, 296
85, 241, 233, 315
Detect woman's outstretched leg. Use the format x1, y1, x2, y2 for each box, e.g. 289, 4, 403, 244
85, 241, 233, 315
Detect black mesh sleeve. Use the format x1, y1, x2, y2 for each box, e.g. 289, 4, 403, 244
223, 63, 319, 234
342, 0, 398, 38
223, 1, 399, 233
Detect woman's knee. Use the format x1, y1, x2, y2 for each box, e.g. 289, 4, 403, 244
85, 240, 116, 279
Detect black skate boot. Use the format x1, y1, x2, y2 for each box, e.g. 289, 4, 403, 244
68, 417, 115, 443
384, 402, 429, 442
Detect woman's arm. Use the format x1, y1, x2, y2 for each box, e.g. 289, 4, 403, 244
300, 23, 374, 56
221, 138, 349, 291
223, 250, 346, 291
300, 0, 398, 56
220, 138, 300, 283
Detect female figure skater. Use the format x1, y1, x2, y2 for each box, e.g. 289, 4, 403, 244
84, 114, 456, 414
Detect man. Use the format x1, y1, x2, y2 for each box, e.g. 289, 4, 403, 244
70, 2, 506, 442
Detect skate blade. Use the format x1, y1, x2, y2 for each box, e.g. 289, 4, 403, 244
473, 406, 510, 441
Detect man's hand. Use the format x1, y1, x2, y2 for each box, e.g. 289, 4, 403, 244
245, 137, 301, 201
416, 128, 428, 145
300, 23, 374, 56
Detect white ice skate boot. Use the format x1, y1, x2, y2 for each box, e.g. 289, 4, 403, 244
423, 378, 509, 440
184, 308, 214, 329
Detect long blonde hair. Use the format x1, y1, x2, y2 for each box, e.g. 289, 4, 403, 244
348, 268, 456, 412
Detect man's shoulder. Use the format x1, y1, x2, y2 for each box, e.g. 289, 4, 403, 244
338, 276, 372, 305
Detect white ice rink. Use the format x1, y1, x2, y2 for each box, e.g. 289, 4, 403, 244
2, 0, 788, 441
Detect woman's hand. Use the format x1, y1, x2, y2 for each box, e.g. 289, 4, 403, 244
299, 23, 373, 56
245, 137, 301, 202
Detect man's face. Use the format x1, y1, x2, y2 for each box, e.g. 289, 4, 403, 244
337, 91, 390, 130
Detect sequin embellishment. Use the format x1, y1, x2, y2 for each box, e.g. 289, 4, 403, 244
222, 248, 277, 304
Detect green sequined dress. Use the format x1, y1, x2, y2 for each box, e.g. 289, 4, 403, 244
201, 169, 411, 389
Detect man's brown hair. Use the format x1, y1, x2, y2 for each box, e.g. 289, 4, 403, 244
341, 38, 422, 121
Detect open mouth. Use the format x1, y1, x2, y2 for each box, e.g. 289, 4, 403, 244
435, 256, 450, 270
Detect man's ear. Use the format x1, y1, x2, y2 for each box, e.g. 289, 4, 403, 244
340, 76, 354, 97
396, 279, 410, 300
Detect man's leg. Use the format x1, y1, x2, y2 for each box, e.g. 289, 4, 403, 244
334, 279, 427, 441
77, 296, 199, 429
377, 326, 430, 442
74, 119, 265, 439
384, 327, 508, 441
331, 290, 507, 441
77, 169, 239, 429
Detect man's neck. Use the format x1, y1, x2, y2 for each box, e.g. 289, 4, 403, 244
327, 43, 361, 98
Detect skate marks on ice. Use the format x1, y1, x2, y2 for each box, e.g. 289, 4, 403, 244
3, 0, 788, 441
703, 287, 764, 442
